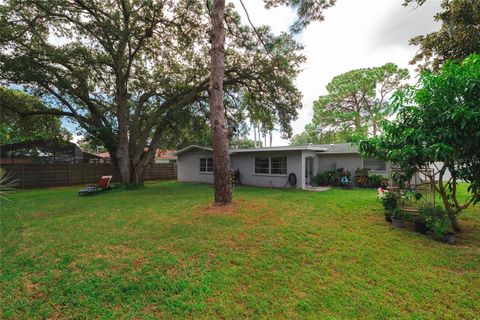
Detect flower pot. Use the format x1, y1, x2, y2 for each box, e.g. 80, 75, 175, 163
385, 215, 392, 223
391, 218, 404, 228
442, 232, 456, 245
414, 220, 429, 234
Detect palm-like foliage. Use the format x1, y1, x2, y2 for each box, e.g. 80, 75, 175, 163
0, 168, 18, 200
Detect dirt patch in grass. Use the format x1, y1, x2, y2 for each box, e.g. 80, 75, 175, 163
195, 201, 238, 215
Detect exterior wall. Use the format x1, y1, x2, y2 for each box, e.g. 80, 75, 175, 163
177, 149, 214, 184
316, 154, 389, 178
231, 151, 303, 189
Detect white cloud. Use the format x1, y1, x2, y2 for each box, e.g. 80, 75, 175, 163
232, 0, 441, 146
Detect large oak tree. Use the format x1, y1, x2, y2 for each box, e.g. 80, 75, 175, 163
0, 0, 304, 185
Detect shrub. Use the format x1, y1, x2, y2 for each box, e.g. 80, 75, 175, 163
0, 168, 18, 201
391, 207, 407, 221
311, 171, 331, 186
381, 192, 398, 215
419, 205, 450, 238
368, 175, 383, 188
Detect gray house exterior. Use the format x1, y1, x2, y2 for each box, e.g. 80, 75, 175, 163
176, 143, 390, 189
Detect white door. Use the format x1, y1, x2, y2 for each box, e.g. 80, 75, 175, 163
305, 157, 314, 186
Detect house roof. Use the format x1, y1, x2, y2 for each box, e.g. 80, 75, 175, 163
175, 143, 359, 155
155, 149, 177, 159
175, 145, 213, 155
318, 143, 358, 154
96, 152, 110, 159
96, 149, 178, 159
229, 144, 330, 153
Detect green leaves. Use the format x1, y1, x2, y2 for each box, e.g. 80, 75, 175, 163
409, 0, 480, 70
358, 54, 480, 218
308, 63, 409, 140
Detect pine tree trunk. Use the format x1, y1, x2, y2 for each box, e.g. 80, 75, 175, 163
208, 0, 232, 205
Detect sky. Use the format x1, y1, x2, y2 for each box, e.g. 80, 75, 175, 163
231, 0, 442, 146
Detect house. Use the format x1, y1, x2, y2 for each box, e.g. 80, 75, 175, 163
175, 143, 389, 189
95, 149, 177, 164
0, 140, 103, 164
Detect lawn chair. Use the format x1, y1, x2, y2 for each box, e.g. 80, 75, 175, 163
79, 175, 113, 195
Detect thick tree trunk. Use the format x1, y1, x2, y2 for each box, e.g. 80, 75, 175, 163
115, 72, 130, 185
208, 0, 232, 205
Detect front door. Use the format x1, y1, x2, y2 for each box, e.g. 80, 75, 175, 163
305, 157, 314, 186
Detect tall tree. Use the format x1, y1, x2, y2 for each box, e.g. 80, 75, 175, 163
0, 87, 71, 144
358, 54, 480, 231
208, 0, 336, 204
209, 0, 231, 204
308, 63, 409, 139
290, 123, 354, 145
406, 0, 480, 70
0, 0, 304, 185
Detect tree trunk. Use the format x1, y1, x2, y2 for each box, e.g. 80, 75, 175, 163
115, 72, 130, 185
208, 0, 232, 205
448, 213, 461, 232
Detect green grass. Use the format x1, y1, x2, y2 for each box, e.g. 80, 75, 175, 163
1, 181, 479, 319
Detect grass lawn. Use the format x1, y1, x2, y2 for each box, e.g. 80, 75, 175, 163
1, 181, 479, 319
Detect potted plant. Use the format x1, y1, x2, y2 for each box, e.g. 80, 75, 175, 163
381, 192, 398, 222
415, 205, 431, 234
414, 215, 429, 234
423, 205, 455, 244
391, 208, 405, 228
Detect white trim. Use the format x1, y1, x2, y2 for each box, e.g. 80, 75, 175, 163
176, 145, 213, 156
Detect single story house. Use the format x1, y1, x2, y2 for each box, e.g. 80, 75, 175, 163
176, 143, 390, 189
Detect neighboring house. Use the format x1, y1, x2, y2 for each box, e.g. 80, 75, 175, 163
176, 143, 390, 189
0, 140, 103, 164
95, 149, 177, 164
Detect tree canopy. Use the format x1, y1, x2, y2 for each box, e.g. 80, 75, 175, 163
291, 63, 409, 145
358, 54, 480, 230
407, 0, 480, 70
0, 0, 304, 184
0, 87, 71, 144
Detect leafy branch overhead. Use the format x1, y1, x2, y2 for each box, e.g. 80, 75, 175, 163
406, 0, 480, 70
0, 0, 305, 184
0, 87, 72, 144
264, 0, 336, 33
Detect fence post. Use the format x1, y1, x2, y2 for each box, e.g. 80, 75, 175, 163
68, 163, 71, 186
21, 164, 25, 189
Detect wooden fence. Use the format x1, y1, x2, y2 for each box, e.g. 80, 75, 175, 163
0, 163, 177, 189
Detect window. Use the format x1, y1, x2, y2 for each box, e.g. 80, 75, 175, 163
255, 156, 287, 175
271, 157, 287, 174
255, 157, 270, 174
200, 157, 213, 173
363, 158, 386, 171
